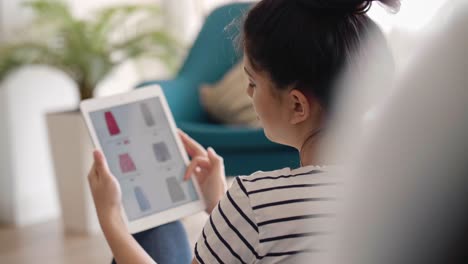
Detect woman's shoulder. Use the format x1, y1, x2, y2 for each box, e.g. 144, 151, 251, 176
239, 167, 292, 181
239, 165, 331, 181
234, 165, 334, 197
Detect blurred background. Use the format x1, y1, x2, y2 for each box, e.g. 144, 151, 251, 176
0, 0, 452, 263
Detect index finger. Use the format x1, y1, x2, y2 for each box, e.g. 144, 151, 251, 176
93, 150, 110, 175
178, 130, 207, 158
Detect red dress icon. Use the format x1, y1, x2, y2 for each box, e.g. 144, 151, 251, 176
105, 111, 120, 136
119, 153, 136, 173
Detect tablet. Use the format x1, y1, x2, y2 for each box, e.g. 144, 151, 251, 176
80, 85, 206, 234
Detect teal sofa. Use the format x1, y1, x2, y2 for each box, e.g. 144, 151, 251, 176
137, 2, 299, 176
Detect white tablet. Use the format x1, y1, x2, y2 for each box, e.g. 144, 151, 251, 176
80, 85, 206, 234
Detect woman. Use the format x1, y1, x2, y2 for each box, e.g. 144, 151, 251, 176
88, 0, 398, 263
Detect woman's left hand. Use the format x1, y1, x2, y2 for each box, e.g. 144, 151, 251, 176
88, 151, 157, 264
88, 150, 123, 223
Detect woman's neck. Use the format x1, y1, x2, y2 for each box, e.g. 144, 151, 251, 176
299, 129, 324, 167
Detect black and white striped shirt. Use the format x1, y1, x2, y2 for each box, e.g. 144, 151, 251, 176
195, 165, 339, 263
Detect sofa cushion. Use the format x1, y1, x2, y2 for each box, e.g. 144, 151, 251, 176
199, 61, 261, 127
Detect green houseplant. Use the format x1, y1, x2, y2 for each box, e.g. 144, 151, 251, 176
0, 0, 181, 101
0, 0, 183, 234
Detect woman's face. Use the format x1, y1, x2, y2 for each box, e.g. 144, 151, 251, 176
243, 56, 292, 145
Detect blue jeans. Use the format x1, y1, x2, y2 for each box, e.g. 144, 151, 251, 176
111, 221, 192, 264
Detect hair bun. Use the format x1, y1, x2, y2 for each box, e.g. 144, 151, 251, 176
295, 0, 401, 14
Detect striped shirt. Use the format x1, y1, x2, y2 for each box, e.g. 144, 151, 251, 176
194, 165, 339, 264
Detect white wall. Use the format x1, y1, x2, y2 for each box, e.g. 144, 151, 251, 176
161, 0, 201, 44
1, 0, 34, 41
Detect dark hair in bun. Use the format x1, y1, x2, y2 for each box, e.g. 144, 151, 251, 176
296, 0, 401, 14
242, 0, 399, 110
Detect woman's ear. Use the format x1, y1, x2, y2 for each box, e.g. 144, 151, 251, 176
288, 89, 311, 125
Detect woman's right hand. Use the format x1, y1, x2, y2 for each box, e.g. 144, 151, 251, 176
178, 130, 227, 214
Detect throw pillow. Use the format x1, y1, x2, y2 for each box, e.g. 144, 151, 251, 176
199, 61, 260, 127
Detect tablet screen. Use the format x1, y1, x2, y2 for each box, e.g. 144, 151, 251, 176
89, 97, 199, 221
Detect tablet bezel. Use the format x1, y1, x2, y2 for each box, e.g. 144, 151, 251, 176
80, 85, 206, 234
